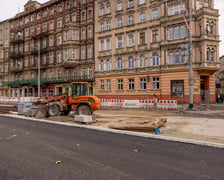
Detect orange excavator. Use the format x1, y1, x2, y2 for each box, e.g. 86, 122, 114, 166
41, 82, 100, 116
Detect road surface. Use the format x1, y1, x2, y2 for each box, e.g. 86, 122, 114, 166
0, 116, 223, 180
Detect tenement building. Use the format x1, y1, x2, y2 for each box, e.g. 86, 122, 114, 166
7, 0, 94, 97
94, 0, 220, 103
0, 20, 10, 96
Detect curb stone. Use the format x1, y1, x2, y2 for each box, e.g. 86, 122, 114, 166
1, 114, 224, 149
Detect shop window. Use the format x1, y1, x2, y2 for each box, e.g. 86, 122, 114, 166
171, 80, 184, 97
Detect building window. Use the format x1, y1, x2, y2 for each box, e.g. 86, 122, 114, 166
153, 77, 160, 90
106, 38, 111, 50
140, 78, 146, 90
88, 28, 92, 38
81, 68, 86, 78
57, 20, 62, 28
106, 5, 111, 14
117, 2, 123, 11
72, 30, 77, 40
129, 79, 135, 90
152, 53, 159, 66
106, 21, 111, 30
58, 69, 62, 78
99, 6, 104, 16
128, 34, 134, 47
81, 48, 86, 59
128, 0, 134, 8
106, 59, 111, 71
139, 12, 146, 22
57, 35, 62, 45
81, 29, 86, 40
100, 60, 104, 71
152, 9, 159, 20
168, 3, 185, 16
100, 39, 105, 51
171, 80, 184, 97
107, 80, 111, 91
118, 79, 123, 90
169, 51, 186, 64
65, 49, 69, 60
139, 32, 146, 45
139, 54, 146, 67
57, 52, 62, 62
128, 15, 134, 25
88, 9, 92, 19
72, 49, 76, 59
81, 12, 86, 21
100, 23, 104, 32
65, 31, 69, 41
117, 18, 123, 28
101, 80, 104, 91
88, 67, 92, 78
169, 25, 186, 40
88, 47, 92, 58
117, 36, 123, 48
128, 56, 135, 68
152, 30, 159, 43
117, 57, 123, 69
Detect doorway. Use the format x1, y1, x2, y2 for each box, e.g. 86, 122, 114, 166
200, 76, 209, 103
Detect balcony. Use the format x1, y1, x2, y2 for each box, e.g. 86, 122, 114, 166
63, 40, 80, 46
196, 7, 219, 17
62, 59, 80, 67
32, 31, 49, 39
10, 66, 23, 73
6, 75, 95, 88
9, 51, 24, 59
10, 35, 24, 44
31, 47, 49, 55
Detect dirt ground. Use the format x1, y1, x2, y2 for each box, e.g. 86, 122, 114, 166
44, 108, 224, 144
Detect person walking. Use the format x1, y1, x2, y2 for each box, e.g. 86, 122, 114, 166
153, 94, 158, 111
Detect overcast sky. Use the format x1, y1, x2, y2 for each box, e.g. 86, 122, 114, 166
0, 0, 223, 56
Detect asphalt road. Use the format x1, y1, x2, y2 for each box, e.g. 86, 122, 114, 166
0, 116, 223, 180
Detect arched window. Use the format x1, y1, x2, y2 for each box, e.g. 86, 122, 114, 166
207, 48, 210, 61
139, 54, 146, 67
128, 56, 134, 68
117, 57, 123, 69
152, 53, 160, 66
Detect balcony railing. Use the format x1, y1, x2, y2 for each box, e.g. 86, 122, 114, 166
6, 75, 94, 87
31, 47, 48, 55
9, 51, 24, 59
32, 31, 49, 39
10, 66, 23, 72
10, 35, 24, 44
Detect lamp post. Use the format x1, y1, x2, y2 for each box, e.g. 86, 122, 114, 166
179, 0, 193, 109
188, 7, 193, 109
37, 42, 40, 98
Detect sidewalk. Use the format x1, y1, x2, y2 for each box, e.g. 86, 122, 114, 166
93, 109, 224, 145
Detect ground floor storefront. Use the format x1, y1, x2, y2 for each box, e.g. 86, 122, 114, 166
95, 70, 216, 103
8, 82, 94, 97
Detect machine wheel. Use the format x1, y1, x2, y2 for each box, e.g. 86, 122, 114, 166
48, 104, 61, 116
77, 105, 91, 115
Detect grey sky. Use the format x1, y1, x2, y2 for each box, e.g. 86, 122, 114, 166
0, 0, 223, 56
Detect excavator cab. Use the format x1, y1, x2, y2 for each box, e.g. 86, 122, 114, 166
70, 82, 88, 97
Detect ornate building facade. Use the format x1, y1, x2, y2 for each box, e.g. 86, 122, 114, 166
0, 20, 10, 96
94, 0, 220, 103
7, 0, 94, 97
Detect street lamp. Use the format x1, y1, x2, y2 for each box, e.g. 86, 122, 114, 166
37, 42, 40, 98
179, 0, 194, 109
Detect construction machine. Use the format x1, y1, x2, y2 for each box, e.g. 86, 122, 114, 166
41, 82, 100, 116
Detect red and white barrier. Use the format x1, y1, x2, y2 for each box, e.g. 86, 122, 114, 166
100, 99, 177, 110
